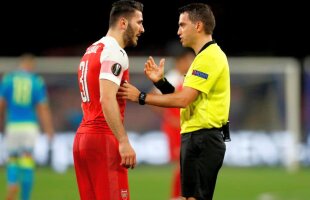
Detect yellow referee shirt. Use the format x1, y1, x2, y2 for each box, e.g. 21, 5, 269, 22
181, 42, 230, 134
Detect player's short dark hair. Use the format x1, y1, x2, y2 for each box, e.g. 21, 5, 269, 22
109, 0, 144, 27
178, 3, 215, 34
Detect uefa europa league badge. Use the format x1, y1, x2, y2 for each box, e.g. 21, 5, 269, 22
112, 63, 122, 76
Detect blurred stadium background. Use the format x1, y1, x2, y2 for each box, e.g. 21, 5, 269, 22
1, 0, 310, 199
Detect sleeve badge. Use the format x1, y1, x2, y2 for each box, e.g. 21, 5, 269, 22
192, 70, 208, 79
111, 63, 122, 76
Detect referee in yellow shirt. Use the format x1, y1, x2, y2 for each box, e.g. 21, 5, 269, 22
119, 3, 230, 200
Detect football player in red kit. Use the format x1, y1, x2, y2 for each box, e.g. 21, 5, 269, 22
73, 1, 144, 200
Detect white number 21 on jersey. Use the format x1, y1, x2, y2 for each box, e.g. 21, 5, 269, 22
79, 61, 90, 102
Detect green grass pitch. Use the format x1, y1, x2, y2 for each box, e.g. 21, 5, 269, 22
0, 164, 309, 200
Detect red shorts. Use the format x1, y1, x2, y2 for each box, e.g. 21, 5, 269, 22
73, 132, 129, 200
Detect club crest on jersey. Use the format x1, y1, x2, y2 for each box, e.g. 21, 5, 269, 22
120, 189, 128, 200
111, 63, 122, 76
192, 70, 208, 79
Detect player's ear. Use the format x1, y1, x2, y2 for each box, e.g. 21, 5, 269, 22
120, 17, 128, 30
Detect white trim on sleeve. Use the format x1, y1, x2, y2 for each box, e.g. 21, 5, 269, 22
99, 73, 121, 86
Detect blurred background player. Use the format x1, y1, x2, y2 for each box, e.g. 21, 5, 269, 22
73, 0, 144, 200
0, 53, 54, 200
150, 44, 195, 200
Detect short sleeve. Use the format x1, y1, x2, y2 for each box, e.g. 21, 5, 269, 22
99, 45, 128, 86
0, 74, 11, 99
99, 60, 125, 85
33, 75, 48, 104
184, 55, 223, 94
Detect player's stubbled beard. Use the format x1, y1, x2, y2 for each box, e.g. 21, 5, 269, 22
123, 22, 137, 47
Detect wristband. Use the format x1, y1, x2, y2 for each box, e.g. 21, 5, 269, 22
154, 78, 166, 87
138, 92, 147, 105
154, 77, 175, 94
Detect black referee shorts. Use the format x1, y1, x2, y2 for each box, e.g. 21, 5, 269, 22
180, 128, 226, 200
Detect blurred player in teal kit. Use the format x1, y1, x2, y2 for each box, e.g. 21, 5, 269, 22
0, 53, 54, 200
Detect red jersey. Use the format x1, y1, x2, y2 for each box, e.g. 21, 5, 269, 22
77, 36, 129, 134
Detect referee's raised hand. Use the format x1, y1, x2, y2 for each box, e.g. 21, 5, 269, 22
144, 56, 165, 83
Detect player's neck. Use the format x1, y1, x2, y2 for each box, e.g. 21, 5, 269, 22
106, 30, 125, 48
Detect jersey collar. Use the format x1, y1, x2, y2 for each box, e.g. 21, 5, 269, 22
197, 40, 216, 55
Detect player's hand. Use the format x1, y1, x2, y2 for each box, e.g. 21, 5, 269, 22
119, 141, 136, 169
117, 82, 140, 102
144, 56, 165, 83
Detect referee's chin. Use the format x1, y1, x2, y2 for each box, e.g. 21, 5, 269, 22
180, 41, 187, 48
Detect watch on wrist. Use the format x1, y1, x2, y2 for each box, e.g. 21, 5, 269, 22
138, 92, 147, 105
